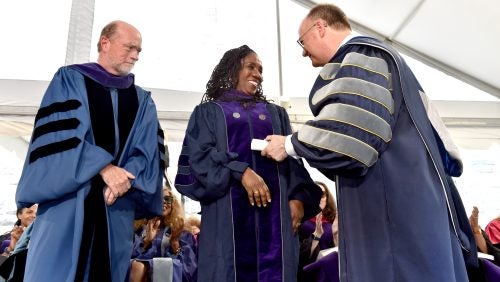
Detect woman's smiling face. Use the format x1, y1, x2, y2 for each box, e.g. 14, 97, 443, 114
236, 52, 263, 95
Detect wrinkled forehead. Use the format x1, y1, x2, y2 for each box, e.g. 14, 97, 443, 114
113, 25, 142, 43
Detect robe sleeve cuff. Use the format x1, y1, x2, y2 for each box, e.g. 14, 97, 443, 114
286, 134, 298, 158
227, 161, 249, 181
289, 192, 307, 204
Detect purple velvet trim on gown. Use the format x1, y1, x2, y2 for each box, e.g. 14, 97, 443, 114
303, 251, 339, 282
215, 91, 284, 282
482, 258, 500, 281
69, 63, 134, 89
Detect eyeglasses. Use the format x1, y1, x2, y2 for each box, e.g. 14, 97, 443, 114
163, 195, 173, 205
297, 23, 317, 48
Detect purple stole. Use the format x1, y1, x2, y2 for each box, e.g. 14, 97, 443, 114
216, 99, 284, 282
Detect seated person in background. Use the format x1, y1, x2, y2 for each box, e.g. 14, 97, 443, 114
298, 181, 337, 281
0, 221, 35, 281
485, 216, 500, 248
133, 218, 148, 243
1, 204, 38, 257
469, 206, 500, 266
130, 189, 197, 282
184, 214, 201, 242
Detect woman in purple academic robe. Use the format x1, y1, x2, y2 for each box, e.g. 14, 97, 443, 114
175, 45, 322, 282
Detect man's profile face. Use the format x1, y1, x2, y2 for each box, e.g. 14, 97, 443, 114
298, 18, 323, 67
102, 24, 142, 76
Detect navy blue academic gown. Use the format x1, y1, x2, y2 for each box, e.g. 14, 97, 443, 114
16, 63, 164, 282
291, 37, 476, 281
175, 91, 321, 282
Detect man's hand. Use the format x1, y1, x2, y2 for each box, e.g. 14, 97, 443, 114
261, 135, 287, 162
241, 168, 271, 207
289, 199, 304, 234
100, 164, 135, 205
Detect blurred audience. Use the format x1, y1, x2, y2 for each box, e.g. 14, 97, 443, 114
298, 181, 337, 281
129, 189, 197, 282
0, 204, 37, 281
469, 206, 500, 266
133, 218, 148, 243
185, 214, 201, 242
1, 204, 37, 257
485, 216, 500, 247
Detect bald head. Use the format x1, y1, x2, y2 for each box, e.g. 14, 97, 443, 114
97, 21, 139, 51
97, 20, 142, 76
306, 4, 351, 31
298, 4, 352, 67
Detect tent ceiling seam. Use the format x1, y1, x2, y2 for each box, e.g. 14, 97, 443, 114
390, 0, 426, 39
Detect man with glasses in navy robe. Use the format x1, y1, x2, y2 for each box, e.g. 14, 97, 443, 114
263, 4, 478, 282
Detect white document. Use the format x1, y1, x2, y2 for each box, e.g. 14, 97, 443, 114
251, 139, 268, 151
317, 247, 338, 261
478, 251, 494, 261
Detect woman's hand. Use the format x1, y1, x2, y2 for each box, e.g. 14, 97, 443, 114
3, 225, 24, 255
332, 216, 339, 247
313, 213, 324, 238
170, 240, 181, 255
469, 206, 488, 253
241, 168, 271, 207
143, 218, 161, 249
469, 206, 481, 233
10, 225, 24, 241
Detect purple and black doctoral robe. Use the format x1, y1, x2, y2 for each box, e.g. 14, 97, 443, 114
175, 90, 321, 282
290, 36, 477, 281
16, 63, 164, 282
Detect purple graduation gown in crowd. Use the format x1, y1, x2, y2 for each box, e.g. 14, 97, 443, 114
15, 63, 164, 282
298, 219, 335, 281
131, 228, 197, 282
175, 91, 321, 282
299, 219, 334, 253
290, 36, 477, 281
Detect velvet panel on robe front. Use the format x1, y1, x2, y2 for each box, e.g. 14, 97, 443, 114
174, 92, 324, 282
217, 100, 284, 282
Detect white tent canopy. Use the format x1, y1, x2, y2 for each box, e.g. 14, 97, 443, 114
0, 0, 499, 147
0, 0, 499, 231
303, 0, 500, 98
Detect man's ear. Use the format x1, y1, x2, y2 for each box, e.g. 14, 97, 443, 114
100, 36, 110, 51
317, 20, 327, 37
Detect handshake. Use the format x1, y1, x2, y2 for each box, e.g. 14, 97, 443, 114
251, 136, 289, 162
